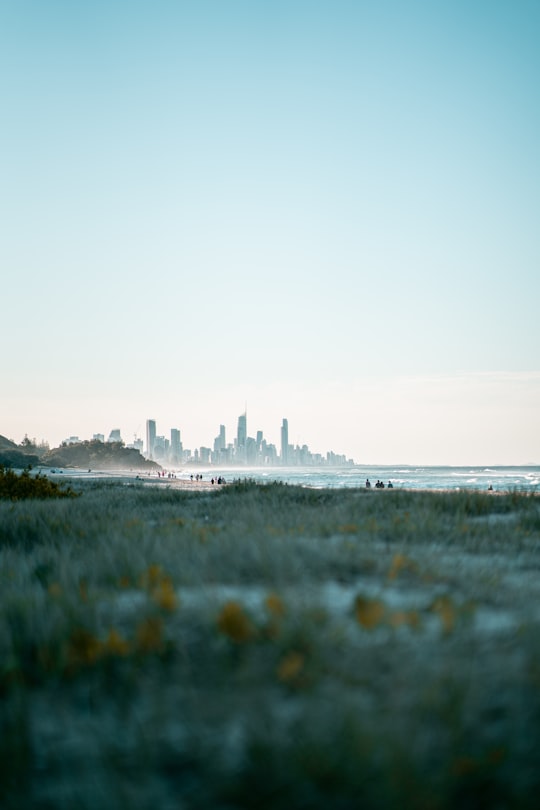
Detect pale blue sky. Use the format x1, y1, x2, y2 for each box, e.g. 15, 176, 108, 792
1, 1, 539, 463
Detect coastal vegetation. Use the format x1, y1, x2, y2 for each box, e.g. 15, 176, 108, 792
1, 478, 539, 807
0, 434, 158, 472
0, 435, 43, 469
0, 466, 78, 501
42, 439, 159, 471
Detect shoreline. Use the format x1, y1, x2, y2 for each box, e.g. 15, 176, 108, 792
14, 461, 538, 494
40, 467, 225, 490
33, 467, 535, 495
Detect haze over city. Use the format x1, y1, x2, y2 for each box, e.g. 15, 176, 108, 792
2, 1, 539, 465
58, 413, 353, 468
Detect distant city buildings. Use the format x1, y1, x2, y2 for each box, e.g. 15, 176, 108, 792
139, 411, 353, 468
146, 419, 156, 460
63, 411, 354, 468
130, 437, 144, 452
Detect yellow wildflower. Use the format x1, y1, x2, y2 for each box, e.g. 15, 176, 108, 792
139, 564, 164, 589
354, 595, 386, 630
388, 553, 417, 580
265, 593, 286, 617
217, 601, 255, 643
277, 651, 305, 683
103, 628, 130, 657
152, 579, 178, 612
338, 523, 358, 534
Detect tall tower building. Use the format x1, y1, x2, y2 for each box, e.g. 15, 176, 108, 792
170, 428, 182, 464
237, 412, 247, 449
281, 418, 289, 465
146, 419, 156, 459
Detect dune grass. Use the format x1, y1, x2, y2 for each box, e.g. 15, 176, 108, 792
1, 478, 539, 808
0, 465, 78, 502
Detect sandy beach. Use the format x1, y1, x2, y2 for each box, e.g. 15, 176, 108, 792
43, 467, 224, 490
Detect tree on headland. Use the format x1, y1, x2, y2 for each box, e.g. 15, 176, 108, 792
42, 439, 159, 471
21, 434, 49, 454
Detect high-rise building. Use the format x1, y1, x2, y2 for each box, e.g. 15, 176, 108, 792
108, 429, 122, 443
153, 435, 168, 460
237, 412, 247, 449
246, 436, 257, 464
213, 424, 227, 461
200, 447, 211, 463
146, 419, 156, 459
281, 418, 289, 465
170, 429, 182, 464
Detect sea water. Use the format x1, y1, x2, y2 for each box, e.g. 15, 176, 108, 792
192, 465, 540, 492
44, 465, 540, 492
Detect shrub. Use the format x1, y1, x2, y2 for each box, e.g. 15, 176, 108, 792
0, 467, 78, 501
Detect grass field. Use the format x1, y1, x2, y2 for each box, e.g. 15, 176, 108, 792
1, 478, 540, 808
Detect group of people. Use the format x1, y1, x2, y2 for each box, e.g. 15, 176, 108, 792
365, 478, 393, 489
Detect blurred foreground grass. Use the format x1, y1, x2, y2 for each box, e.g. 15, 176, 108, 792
1, 478, 540, 808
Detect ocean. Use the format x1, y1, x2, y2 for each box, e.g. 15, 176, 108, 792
44, 464, 540, 493
192, 465, 540, 492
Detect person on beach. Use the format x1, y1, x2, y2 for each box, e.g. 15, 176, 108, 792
366, 478, 371, 488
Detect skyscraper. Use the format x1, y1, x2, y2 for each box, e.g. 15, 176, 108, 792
170, 428, 182, 464
281, 418, 289, 465
146, 419, 156, 459
281, 419, 289, 465
237, 412, 247, 449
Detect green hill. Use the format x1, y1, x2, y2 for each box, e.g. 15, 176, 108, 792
42, 440, 159, 471
0, 435, 40, 468
0, 435, 19, 451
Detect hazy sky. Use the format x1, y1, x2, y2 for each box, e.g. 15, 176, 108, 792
2, 0, 539, 464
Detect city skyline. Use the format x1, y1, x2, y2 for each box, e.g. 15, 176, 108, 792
57, 411, 355, 468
